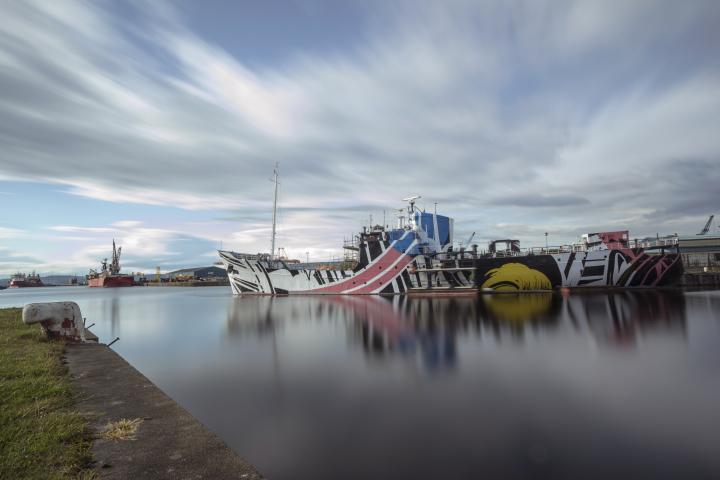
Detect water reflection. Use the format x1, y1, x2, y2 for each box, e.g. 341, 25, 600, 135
227, 290, 688, 371
564, 291, 687, 347
2, 287, 718, 479
107, 295, 120, 337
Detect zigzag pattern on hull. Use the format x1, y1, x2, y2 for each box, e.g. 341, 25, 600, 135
470, 249, 682, 290
218, 201, 683, 295
220, 230, 419, 295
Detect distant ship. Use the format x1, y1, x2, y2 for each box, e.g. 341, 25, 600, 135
8, 272, 44, 288
87, 240, 134, 288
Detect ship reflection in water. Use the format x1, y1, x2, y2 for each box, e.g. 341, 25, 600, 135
226, 291, 688, 372
219, 291, 720, 479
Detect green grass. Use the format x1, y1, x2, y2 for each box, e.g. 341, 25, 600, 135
0, 308, 95, 479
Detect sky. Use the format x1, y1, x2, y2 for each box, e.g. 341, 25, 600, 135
1, 0, 719, 275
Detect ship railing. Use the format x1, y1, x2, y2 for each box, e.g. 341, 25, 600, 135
437, 238, 683, 260
490, 245, 582, 257
484, 244, 587, 257
470, 238, 683, 259
230, 252, 272, 261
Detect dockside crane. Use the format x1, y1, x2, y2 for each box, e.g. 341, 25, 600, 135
109, 239, 122, 274
464, 231, 476, 247
697, 215, 714, 235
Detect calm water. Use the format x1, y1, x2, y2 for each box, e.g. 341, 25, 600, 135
2, 286, 720, 479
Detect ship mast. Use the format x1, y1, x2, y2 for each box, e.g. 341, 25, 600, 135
270, 163, 279, 260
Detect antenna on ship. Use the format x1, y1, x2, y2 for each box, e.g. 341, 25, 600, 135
402, 195, 421, 214
270, 162, 279, 260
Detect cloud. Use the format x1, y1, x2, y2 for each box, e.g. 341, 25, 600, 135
49, 226, 115, 233
29, 220, 220, 274
112, 220, 143, 228
0, 246, 44, 271
489, 194, 591, 208
0, 0, 719, 256
0, 227, 27, 238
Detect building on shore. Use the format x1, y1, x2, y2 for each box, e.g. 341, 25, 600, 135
676, 235, 720, 271
167, 266, 226, 281
639, 234, 720, 272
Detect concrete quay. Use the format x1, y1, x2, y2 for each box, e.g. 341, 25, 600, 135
680, 271, 720, 287
65, 343, 263, 479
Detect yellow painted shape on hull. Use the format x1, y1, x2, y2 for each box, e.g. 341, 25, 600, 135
481, 262, 552, 291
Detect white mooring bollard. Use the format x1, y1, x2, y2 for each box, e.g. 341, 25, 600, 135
22, 301, 86, 342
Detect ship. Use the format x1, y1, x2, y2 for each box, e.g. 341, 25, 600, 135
8, 272, 44, 288
218, 169, 682, 295
87, 240, 134, 288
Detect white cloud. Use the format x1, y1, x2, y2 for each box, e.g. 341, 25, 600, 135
16, 220, 220, 275
552, 76, 720, 181
112, 220, 143, 228
0, 227, 27, 238
49, 226, 115, 233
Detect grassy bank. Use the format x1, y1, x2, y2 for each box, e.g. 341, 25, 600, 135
0, 308, 94, 479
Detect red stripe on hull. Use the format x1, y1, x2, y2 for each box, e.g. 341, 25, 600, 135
351, 254, 414, 294
303, 247, 404, 294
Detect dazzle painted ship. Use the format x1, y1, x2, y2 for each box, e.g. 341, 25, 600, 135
217, 171, 682, 295
87, 239, 134, 288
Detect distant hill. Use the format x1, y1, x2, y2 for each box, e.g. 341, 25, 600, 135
42, 275, 86, 286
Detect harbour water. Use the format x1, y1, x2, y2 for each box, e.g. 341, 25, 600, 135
2, 287, 719, 479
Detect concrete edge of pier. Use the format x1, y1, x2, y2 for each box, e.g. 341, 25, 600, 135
65, 342, 264, 479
